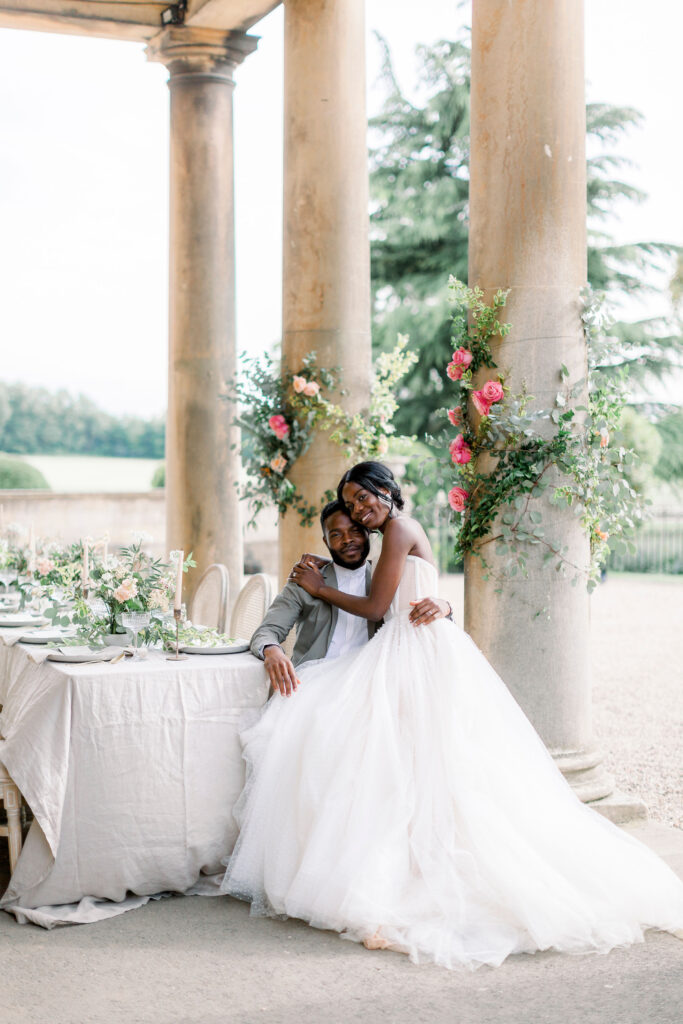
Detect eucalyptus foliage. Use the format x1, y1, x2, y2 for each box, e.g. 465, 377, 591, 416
419, 280, 646, 591
226, 342, 418, 527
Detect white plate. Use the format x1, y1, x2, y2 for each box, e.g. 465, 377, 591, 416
20, 628, 77, 644
178, 641, 250, 655
0, 614, 49, 629
47, 646, 119, 664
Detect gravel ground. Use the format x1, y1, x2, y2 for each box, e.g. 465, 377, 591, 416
589, 574, 683, 829
441, 573, 683, 830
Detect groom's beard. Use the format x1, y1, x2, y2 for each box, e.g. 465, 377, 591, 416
329, 536, 371, 570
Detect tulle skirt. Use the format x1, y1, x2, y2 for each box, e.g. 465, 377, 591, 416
220, 612, 683, 969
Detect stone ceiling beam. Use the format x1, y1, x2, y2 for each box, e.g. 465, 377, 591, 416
0, 0, 281, 41
0, 3, 164, 42
185, 0, 279, 32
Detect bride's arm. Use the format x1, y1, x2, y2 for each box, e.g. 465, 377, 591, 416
289, 519, 415, 622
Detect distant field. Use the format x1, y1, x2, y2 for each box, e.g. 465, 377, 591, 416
20, 455, 162, 493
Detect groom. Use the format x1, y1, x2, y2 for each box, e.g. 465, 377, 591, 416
251, 499, 449, 696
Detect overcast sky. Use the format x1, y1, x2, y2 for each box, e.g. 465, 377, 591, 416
0, 0, 681, 417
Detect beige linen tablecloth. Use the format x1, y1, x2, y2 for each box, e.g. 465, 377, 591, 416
0, 641, 269, 927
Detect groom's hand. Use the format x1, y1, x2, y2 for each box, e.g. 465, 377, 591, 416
263, 644, 301, 697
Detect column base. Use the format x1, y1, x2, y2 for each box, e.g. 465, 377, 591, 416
553, 749, 648, 825
552, 747, 615, 803
587, 791, 649, 826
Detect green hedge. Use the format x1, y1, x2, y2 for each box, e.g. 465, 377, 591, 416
0, 456, 50, 490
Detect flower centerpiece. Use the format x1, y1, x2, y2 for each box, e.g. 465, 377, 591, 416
70, 544, 197, 638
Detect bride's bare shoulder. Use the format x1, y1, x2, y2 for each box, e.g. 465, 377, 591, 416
384, 515, 434, 562
384, 515, 426, 544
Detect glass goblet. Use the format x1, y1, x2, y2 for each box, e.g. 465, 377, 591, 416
0, 569, 17, 594
121, 611, 151, 660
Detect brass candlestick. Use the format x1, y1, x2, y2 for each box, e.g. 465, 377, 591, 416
166, 607, 188, 661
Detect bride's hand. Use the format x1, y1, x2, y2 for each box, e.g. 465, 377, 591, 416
289, 561, 325, 597
293, 553, 330, 570
409, 597, 451, 626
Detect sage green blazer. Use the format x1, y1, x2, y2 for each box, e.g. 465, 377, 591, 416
250, 561, 380, 667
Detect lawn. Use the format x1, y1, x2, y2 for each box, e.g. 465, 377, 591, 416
19, 454, 162, 493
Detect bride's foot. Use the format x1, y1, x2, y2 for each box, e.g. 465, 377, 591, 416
363, 930, 406, 955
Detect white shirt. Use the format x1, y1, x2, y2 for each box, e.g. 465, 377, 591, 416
325, 564, 369, 660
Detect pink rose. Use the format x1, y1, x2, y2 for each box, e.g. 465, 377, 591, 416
292, 376, 307, 394
448, 486, 469, 512
303, 380, 320, 397
471, 389, 492, 417
447, 407, 462, 427
36, 557, 54, 576
452, 347, 473, 369
268, 414, 290, 440
270, 455, 287, 474
446, 362, 463, 381
449, 434, 472, 465
481, 380, 504, 404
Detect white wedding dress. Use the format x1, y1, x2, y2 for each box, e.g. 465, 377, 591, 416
220, 556, 683, 969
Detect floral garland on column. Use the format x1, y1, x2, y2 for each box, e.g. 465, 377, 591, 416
426, 277, 644, 591
226, 339, 418, 527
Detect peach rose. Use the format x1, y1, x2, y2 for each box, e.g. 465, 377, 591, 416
452, 347, 473, 369
481, 380, 504, 405
303, 380, 320, 397
114, 577, 138, 603
448, 486, 469, 512
596, 529, 609, 541
292, 376, 307, 393
599, 428, 609, 448
471, 389, 492, 417
268, 414, 290, 440
270, 455, 287, 474
36, 557, 54, 576
447, 407, 462, 427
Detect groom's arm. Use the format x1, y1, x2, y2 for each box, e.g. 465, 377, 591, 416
250, 582, 305, 660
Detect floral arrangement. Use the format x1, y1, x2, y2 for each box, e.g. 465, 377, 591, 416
66, 541, 196, 639
226, 339, 417, 527
423, 277, 644, 591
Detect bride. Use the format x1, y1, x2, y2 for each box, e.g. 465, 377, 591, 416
220, 461, 683, 969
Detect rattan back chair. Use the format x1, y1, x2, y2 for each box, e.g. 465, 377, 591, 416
190, 563, 230, 633
229, 573, 273, 641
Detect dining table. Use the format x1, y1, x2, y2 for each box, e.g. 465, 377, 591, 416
0, 629, 270, 927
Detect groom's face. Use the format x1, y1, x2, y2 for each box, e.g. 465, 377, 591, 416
323, 511, 370, 569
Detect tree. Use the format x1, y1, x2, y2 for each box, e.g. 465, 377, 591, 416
0, 381, 165, 458
369, 36, 682, 440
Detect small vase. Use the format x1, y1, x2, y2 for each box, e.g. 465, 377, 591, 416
102, 632, 129, 647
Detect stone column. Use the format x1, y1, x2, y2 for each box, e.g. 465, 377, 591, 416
467, 0, 619, 806
279, 0, 372, 584
148, 27, 257, 603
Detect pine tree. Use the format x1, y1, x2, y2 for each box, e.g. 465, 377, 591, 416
370, 36, 682, 439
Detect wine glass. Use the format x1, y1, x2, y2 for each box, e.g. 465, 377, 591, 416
0, 568, 17, 594
121, 611, 151, 660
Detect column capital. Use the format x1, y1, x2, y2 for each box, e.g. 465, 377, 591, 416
146, 26, 258, 82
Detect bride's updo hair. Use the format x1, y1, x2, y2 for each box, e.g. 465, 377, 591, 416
337, 461, 405, 513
